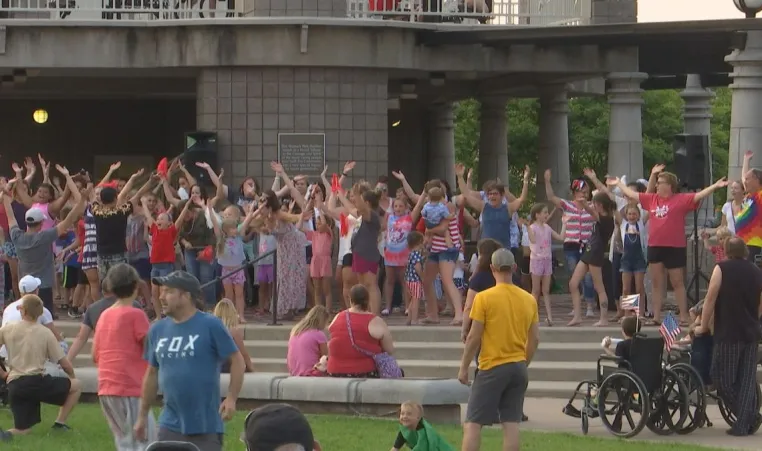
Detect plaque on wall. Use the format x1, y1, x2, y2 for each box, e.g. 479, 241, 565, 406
277, 133, 326, 175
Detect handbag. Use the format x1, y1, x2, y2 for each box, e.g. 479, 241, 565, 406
345, 311, 403, 379
197, 245, 214, 262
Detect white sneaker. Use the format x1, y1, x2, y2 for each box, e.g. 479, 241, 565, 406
381, 309, 390, 316
586, 309, 596, 318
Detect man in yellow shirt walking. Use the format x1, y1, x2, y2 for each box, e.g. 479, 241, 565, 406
458, 248, 540, 451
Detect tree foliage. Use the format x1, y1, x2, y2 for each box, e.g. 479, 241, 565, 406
453, 88, 731, 209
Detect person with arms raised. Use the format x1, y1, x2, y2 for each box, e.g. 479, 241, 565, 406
135, 271, 244, 451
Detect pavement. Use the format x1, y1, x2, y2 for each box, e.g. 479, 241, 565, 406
515, 398, 760, 450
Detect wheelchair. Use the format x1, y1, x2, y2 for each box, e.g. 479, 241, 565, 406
562, 334, 690, 438
667, 344, 762, 434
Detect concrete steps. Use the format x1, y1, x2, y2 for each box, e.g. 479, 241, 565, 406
60, 321, 742, 399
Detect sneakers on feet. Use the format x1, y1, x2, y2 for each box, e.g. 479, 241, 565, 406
52, 422, 71, 431
586, 309, 596, 318
381, 309, 390, 316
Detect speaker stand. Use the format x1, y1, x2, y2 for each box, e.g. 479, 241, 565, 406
686, 207, 710, 306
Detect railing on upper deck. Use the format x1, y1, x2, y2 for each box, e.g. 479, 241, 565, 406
0, 0, 590, 24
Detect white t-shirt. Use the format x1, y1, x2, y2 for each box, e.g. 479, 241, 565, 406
721, 201, 737, 234
338, 214, 360, 262
0, 299, 54, 358
177, 187, 189, 200
468, 253, 478, 274
453, 252, 465, 280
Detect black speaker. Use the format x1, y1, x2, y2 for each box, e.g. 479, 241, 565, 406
673, 134, 710, 190
182, 131, 218, 187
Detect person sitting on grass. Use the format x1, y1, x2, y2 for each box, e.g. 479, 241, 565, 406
391, 401, 454, 451
0, 294, 81, 435
242, 403, 321, 451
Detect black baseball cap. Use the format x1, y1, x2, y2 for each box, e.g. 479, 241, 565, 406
152, 271, 202, 300
243, 403, 315, 451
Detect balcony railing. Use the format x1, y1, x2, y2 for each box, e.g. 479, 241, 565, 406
0, 0, 591, 24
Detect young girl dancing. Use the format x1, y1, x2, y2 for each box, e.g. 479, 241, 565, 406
209, 203, 259, 321
619, 204, 648, 315
527, 203, 567, 326
405, 231, 426, 325
702, 225, 732, 263
567, 191, 617, 327
300, 197, 335, 312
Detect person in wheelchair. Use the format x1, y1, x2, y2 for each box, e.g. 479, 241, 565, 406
564, 317, 640, 418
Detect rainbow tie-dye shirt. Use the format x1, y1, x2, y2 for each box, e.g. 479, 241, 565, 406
734, 191, 762, 247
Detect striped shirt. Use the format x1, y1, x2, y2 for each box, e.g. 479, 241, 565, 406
560, 200, 594, 244
430, 216, 462, 253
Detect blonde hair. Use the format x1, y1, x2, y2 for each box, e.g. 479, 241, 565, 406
217, 218, 239, 256
401, 401, 424, 417
213, 298, 239, 330
290, 305, 330, 337
715, 225, 732, 240
21, 294, 43, 320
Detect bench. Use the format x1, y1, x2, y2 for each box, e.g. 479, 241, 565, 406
76, 368, 469, 424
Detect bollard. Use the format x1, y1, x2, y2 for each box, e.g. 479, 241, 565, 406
268, 250, 280, 326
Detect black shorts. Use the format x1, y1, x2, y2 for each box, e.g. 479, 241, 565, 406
306, 246, 313, 264
77, 268, 90, 286
62, 266, 78, 289
580, 251, 605, 268
520, 256, 530, 275
8, 375, 71, 430
341, 253, 353, 267
647, 246, 687, 270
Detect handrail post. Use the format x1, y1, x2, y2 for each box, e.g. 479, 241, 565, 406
268, 249, 280, 326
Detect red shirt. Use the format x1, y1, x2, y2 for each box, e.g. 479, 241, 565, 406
150, 223, 178, 264
92, 305, 149, 397
327, 311, 382, 375
639, 193, 697, 248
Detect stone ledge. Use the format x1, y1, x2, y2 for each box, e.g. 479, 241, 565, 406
76, 368, 468, 424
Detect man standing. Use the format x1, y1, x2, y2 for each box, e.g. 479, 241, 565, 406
697, 237, 762, 436
0, 295, 81, 434
458, 249, 539, 451
736, 150, 762, 263
135, 271, 244, 451
7, 167, 84, 314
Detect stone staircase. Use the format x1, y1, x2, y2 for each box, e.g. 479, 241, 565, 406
57, 320, 682, 399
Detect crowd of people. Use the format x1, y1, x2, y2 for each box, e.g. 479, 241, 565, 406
0, 150, 758, 449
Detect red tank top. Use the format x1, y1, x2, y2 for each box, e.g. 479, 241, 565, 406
327, 311, 382, 375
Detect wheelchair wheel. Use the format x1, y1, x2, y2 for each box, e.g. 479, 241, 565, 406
581, 409, 589, 435
646, 368, 690, 435
719, 383, 762, 430
670, 363, 707, 434
597, 371, 650, 438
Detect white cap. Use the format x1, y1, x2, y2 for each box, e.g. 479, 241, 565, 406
19, 275, 41, 294
25, 208, 45, 225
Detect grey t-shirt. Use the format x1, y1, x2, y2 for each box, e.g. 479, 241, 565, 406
11, 226, 59, 289
351, 211, 381, 262
82, 296, 142, 331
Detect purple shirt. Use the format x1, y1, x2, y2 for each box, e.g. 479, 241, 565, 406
287, 329, 327, 376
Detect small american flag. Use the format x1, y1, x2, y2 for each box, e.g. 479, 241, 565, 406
659, 312, 682, 351
620, 294, 640, 316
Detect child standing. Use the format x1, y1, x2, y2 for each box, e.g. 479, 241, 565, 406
619, 204, 648, 315
702, 225, 732, 263
391, 401, 454, 451
210, 204, 258, 321
405, 231, 425, 325
568, 192, 617, 327
382, 197, 416, 316
527, 203, 567, 326
142, 198, 191, 319
301, 212, 334, 312
420, 186, 453, 248
256, 226, 277, 316
55, 208, 78, 312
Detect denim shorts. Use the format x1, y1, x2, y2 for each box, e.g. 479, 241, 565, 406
428, 248, 458, 263
150, 262, 174, 279
620, 255, 647, 273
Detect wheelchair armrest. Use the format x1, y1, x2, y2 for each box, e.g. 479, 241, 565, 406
597, 354, 623, 364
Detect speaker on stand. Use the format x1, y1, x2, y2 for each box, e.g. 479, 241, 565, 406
673, 133, 711, 306
182, 131, 219, 189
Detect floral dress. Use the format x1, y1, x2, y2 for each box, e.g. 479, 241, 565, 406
272, 220, 307, 316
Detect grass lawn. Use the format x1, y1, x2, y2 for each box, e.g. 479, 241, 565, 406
0, 403, 726, 450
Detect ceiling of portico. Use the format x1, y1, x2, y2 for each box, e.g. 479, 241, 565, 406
0, 75, 196, 99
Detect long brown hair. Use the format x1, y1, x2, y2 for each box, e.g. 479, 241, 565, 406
476, 239, 503, 273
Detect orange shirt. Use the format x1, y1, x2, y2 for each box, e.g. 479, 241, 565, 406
93, 304, 150, 397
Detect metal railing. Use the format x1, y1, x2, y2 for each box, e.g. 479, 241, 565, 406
0, 0, 590, 24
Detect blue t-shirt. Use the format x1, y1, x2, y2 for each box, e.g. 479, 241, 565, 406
55, 230, 79, 267
144, 311, 238, 435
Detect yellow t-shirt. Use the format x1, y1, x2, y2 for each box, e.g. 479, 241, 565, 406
0, 321, 64, 383
470, 283, 538, 371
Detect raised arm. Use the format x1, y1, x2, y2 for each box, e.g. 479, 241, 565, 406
646, 164, 664, 194
12, 162, 34, 208
335, 190, 359, 218
129, 174, 157, 209
410, 187, 427, 224
172, 199, 192, 230
270, 162, 306, 210
543, 170, 564, 209
56, 186, 87, 237
694, 177, 729, 204
177, 161, 197, 188
551, 216, 568, 241
606, 177, 640, 202
98, 161, 121, 186
24, 157, 38, 185
455, 164, 484, 212
582, 168, 614, 200
161, 177, 182, 208
140, 198, 156, 228
117, 169, 145, 206
391, 171, 420, 203
508, 166, 531, 214
742, 150, 753, 192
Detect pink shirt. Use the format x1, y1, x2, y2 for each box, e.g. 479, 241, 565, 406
529, 223, 552, 260
31, 202, 56, 231
639, 193, 697, 248
305, 230, 332, 258
287, 329, 327, 376
92, 305, 150, 397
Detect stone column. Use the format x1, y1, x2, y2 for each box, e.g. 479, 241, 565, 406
606, 72, 647, 181
477, 96, 509, 187
727, 30, 762, 184
681, 74, 715, 224
537, 84, 571, 202
428, 102, 456, 189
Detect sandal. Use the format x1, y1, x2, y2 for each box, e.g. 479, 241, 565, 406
421, 317, 440, 325
545, 318, 553, 327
